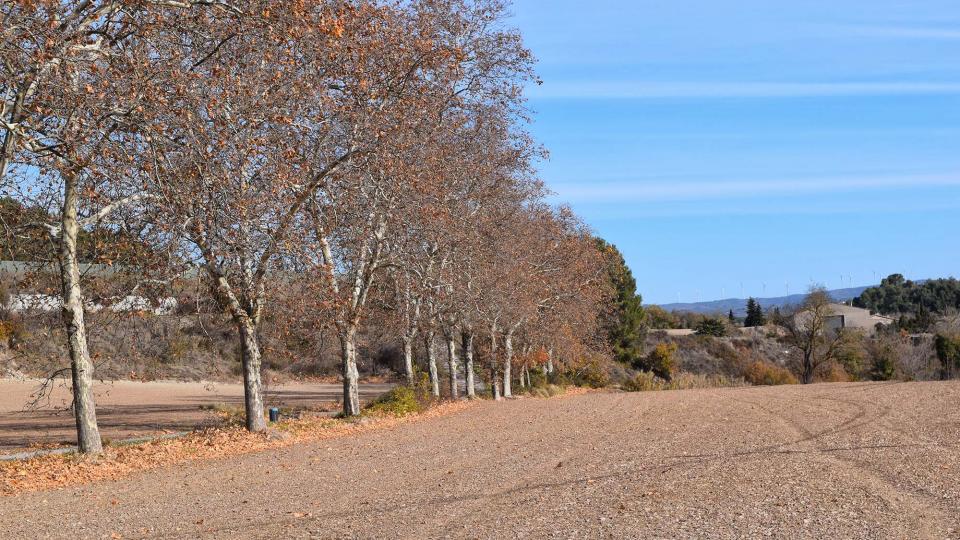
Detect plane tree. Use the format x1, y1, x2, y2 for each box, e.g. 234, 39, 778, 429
0, 0, 240, 453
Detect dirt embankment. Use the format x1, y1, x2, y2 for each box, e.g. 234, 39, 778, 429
1, 381, 958, 538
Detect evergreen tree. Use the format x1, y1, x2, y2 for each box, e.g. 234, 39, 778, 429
595, 238, 646, 366
728, 309, 736, 324
854, 274, 960, 329
744, 297, 766, 327
694, 317, 727, 337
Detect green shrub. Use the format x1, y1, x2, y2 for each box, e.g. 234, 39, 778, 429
528, 370, 548, 389
364, 386, 423, 417
632, 342, 676, 380
571, 357, 610, 388
934, 334, 960, 380
547, 370, 572, 387
836, 340, 867, 380
868, 342, 897, 381
694, 318, 727, 337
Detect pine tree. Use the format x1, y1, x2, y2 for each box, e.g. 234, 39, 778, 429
595, 238, 646, 366
728, 309, 736, 324
744, 297, 766, 327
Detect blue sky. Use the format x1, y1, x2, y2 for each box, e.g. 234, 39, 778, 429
509, 0, 960, 304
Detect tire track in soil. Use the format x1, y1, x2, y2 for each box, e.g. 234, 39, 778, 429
735, 389, 958, 538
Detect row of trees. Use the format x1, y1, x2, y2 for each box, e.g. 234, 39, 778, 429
855, 274, 960, 323
1, 0, 611, 454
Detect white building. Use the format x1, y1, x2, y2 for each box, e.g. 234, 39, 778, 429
823, 303, 894, 333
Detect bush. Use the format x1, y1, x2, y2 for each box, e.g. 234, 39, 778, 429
163, 336, 193, 364
866, 340, 897, 381
0, 318, 28, 349
633, 342, 676, 380
817, 362, 853, 383
622, 371, 745, 392
935, 334, 960, 380
528, 369, 548, 389
694, 318, 727, 337
530, 384, 566, 398
570, 357, 611, 388
622, 371, 661, 392
743, 360, 797, 386
363, 385, 423, 417
547, 370, 572, 387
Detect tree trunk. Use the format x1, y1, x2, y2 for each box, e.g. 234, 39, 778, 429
425, 331, 440, 397
340, 327, 361, 416
446, 334, 459, 399
462, 329, 476, 398
489, 323, 502, 400
801, 352, 814, 384
238, 318, 266, 431
545, 348, 554, 375
59, 173, 102, 454
503, 329, 514, 398
402, 335, 415, 385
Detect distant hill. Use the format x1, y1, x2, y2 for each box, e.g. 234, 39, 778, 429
653, 285, 873, 316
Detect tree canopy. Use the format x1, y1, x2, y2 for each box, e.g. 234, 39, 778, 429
595, 238, 646, 367
854, 274, 960, 317
744, 297, 766, 327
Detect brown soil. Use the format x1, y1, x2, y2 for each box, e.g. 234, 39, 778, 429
1, 381, 959, 539
0, 378, 393, 453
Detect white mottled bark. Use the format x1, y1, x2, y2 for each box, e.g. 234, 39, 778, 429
462, 329, 475, 398
340, 327, 361, 416
489, 323, 502, 400
503, 328, 514, 398
238, 318, 266, 431
206, 270, 267, 432
59, 172, 102, 454
402, 336, 415, 385
425, 331, 440, 397
446, 334, 459, 399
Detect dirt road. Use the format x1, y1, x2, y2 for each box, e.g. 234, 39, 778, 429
0, 379, 393, 454
2, 381, 959, 539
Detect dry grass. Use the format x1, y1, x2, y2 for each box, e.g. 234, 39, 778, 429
743, 360, 798, 386
622, 371, 747, 392
529, 384, 567, 398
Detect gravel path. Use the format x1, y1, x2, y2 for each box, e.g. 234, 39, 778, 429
0, 379, 393, 453
1, 381, 958, 539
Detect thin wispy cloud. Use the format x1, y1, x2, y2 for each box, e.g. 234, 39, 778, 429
578, 199, 960, 220
529, 81, 960, 100
832, 24, 960, 40
553, 172, 960, 203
